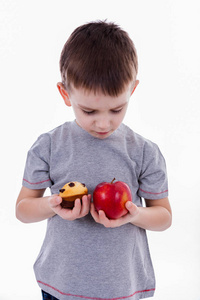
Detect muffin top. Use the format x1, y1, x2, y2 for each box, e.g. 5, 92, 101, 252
59, 181, 88, 198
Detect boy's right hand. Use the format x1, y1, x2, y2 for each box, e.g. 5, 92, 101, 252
48, 194, 91, 220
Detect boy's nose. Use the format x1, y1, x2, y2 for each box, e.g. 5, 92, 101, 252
96, 117, 110, 130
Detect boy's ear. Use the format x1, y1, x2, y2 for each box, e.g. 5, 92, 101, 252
57, 82, 71, 107
131, 80, 139, 96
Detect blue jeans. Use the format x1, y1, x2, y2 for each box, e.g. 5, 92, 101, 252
42, 290, 59, 300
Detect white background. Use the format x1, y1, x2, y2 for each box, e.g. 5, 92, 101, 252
1, 0, 200, 299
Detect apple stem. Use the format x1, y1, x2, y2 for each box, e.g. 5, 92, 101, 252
111, 178, 116, 184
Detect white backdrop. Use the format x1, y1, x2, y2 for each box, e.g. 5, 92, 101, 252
1, 0, 200, 299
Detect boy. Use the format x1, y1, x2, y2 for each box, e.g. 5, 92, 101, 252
16, 21, 172, 300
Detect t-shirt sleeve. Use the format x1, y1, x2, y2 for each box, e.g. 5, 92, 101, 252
22, 134, 52, 190
138, 141, 168, 200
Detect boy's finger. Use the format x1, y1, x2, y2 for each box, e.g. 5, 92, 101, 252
80, 195, 91, 216
125, 201, 139, 216
49, 195, 62, 208
90, 203, 100, 222
71, 198, 82, 216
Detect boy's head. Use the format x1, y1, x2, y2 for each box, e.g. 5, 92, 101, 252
58, 21, 139, 139
59, 20, 138, 96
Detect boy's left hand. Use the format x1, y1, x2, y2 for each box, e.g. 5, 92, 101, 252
90, 201, 139, 228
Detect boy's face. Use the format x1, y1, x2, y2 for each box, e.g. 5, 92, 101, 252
58, 82, 138, 139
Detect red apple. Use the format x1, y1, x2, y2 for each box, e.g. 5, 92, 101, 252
93, 178, 132, 219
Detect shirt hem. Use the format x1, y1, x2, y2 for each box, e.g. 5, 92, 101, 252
37, 280, 155, 300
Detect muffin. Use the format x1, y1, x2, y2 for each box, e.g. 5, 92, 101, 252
59, 181, 88, 209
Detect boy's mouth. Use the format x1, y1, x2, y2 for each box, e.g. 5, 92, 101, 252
93, 130, 112, 139
96, 131, 110, 135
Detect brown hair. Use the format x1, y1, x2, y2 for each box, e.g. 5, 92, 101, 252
59, 20, 138, 96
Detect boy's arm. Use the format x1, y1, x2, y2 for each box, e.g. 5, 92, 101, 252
16, 187, 56, 223
90, 197, 172, 231
128, 197, 172, 231
16, 186, 91, 223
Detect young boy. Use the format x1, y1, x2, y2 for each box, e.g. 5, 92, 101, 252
16, 21, 172, 300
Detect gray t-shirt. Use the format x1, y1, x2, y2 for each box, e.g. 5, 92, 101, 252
23, 121, 168, 300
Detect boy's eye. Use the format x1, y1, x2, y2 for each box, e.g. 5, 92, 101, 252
82, 110, 95, 115
111, 108, 123, 114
